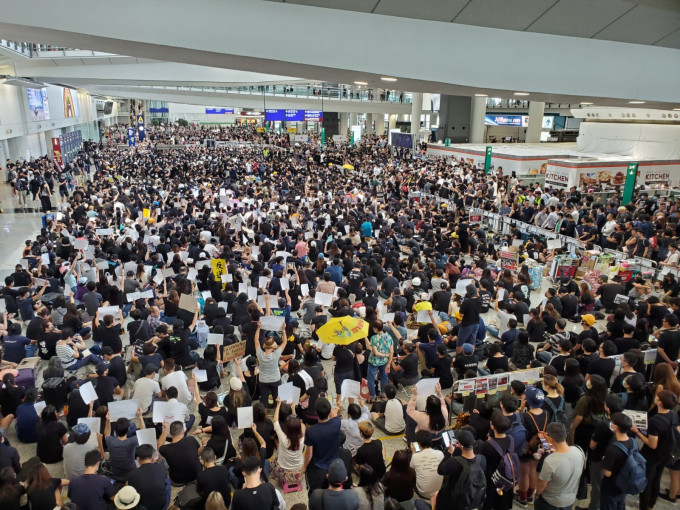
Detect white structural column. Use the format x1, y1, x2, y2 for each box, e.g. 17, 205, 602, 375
349, 112, 358, 127
388, 114, 397, 131
365, 113, 373, 134
339, 112, 349, 137
470, 95, 487, 143
410, 92, 423, 138
375, 114, 385, 135
525, 101, 545, 143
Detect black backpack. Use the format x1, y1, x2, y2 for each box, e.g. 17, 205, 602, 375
544, 395, 570, 432
446, 456, 486, 510
173, 481, 202, 510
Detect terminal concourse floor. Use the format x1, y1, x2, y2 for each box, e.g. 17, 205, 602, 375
0, 181, 674, 510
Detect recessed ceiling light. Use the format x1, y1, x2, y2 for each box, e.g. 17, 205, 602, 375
474, 94, 488, 97
381, 77, 397, 82
629, 101, 645, 104
354, 81, 367, 86
674, 108, 680, 111
514, 92, 529, 96
580, 102, 593, 105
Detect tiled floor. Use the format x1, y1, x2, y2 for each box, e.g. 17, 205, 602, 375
0, 181, 673, 509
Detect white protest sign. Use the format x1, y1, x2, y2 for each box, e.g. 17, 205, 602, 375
415, 378, 439, 397
278, 382, 301, 404
207, 333, 223, 345
108, 399, 140, 421
260, 315, 285, 331
77, 417, 101, 434
237, 406, 253, 429
301, 283, 309, 296
315, 292, 333, 307
340, 379, 361, 399
79, 382, 99, 405
152, 401, 188, 424
192, 369, 208, 383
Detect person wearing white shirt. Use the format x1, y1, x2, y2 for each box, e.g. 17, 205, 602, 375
410, 430, 444, 499
601, 214, 618, 238
132, 365, 164, 414
660, 244, 680, 267
160, 358, 195, 405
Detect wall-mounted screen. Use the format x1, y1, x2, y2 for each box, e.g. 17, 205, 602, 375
27, 88, 50, 121
63, 88, 79, 118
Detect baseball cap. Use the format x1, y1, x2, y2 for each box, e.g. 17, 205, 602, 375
327, 458, 348, 485
72, 423, 90, 436
412, 277, 421, 287
102, 346, 114, 356
143, 365, 158, 376
525, 386, 545, 409
95, 363, 109, 376
386, 268, 393, 273
126, 270, 134, 277
79, 277, 88, 284
456, 429, 475, 449
581, 314, 596, 327
463, 343, 474, 355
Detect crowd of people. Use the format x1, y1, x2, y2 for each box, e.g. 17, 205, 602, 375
0, 123, 678, 510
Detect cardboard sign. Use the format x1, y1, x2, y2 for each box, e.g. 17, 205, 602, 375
179, 293, 197, 312
222, 341, 246, 362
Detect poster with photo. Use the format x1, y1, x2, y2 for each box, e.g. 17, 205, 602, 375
496, 374, 509, 390
27, 88, 50, 120
488, 377, 498, 394
475, 378, 488, 395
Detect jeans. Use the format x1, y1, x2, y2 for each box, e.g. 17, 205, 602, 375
486, 325, 500, 339
25, 344, 38, 358
588, 459, 603, 510
537, 351, 552, 363
306, 464, 328, 495
66, 353, 104, 372
457, 323, 478, 346
259, 380, 280, 408
535, 496, 573, 510
367, 363, 388, 399
600, 487, 626, 510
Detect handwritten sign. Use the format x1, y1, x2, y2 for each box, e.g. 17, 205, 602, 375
222, 341, 246, 362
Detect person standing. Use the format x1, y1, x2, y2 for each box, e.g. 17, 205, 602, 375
365, 320, 393, 403
256, 322, 287, 408
600, 413, 636, 510
303, 398, 342, 494
456, 285, 482, 353
534, 423, 585, 510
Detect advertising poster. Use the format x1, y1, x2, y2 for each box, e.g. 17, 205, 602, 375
63, 88, 79, 118
27, 88, 50, 120
500, 250, 518, 272
469, 208, 482, 224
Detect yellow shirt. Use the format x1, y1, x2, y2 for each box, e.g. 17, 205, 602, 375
413, 301, 433, 312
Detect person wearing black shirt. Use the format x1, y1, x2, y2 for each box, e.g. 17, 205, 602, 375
431, 282, 452, 314
558, 287, 579, 319
93, 363, 122, 405
633, 390, 679, 510
480, 412, 513, 510
655, 313, 680, 366
457, 285, 482, 353
435, 430, 486, 510
595, 277, 625, 312
93, 311, 124, 354
196, 447, 231, 506
389, 343, 419, 387
158, 421, 202, 484
422, 345, 453, 389
103, 347, 128, 387
600, 413, 636, 510
231, 457, 280, 510
127, 445, 169, 510
586, 341, 617, 383
453, 344, 479, 379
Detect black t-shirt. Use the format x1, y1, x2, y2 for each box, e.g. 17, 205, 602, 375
197, 465, 231, 505
355, 440, 385, 478
431, 355, 453, 389
560, 294, 579, 318
95, 375, 119, 405
460, 297, 482, 326
231, 482, 279, 510
656, 329, 680, 364
127, 462, 169, 510
432, 291, 452, 313
399, 353, 418, 379
586, 358, 616, 382
27, 478, 61, 509
159, 436, 202, 484
68, 473, 116, 510
642, 411, 676, 463
453, 353, 479, 377
333, 346, 356, 375
97, 325, 123, 354
37, 331, 60, 360
36, 421, 68, 463
521, 410, 549, 444
107, 355, 127, 387
0, 387, 25, 417
613, 337, 641, 354
549, 354, 570, 376
602, 438, 635, 494
589, 418, 613, 462
479, 436, 512, 479
486, 355, 509, 374
435, 456, 487, 510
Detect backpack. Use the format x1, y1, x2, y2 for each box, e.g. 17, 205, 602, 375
173, 481, 202, 510
488, 437, 520, 493
544, 395, 570, 432
448, 456, 486, 510
506, 413, 528, 455
614, 441, 647, 495
526, 412, 548, 454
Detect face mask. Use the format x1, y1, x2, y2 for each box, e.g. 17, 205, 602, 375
586, 381, 592, 390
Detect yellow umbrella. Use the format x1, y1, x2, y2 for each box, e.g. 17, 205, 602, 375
317, 316, 368, 345
342, 164, 354, 170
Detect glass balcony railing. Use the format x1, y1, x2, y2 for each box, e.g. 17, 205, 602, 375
120, 84, 413, 104
0, 40, 117, 58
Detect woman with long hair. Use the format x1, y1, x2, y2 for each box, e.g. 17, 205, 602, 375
0, 467, 23, 508
538, 368, 566, 422
526, 308, 546, 344
224, 377, 252, 428
621, 373, 650, 411
26, 461, 68, 508
652, 362, 680, 398
579, 282, 595, 313
162, 289, 180, 324
205, 491, 228, 510
36, 405, 68, 464
197, 391, 229, 428
270, 397, 305, 487
197, 415, 235, 461
570, 374, 608, 450
406, 384, 447, 437
354, 464, 384, 510
381, 449, 416, 507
